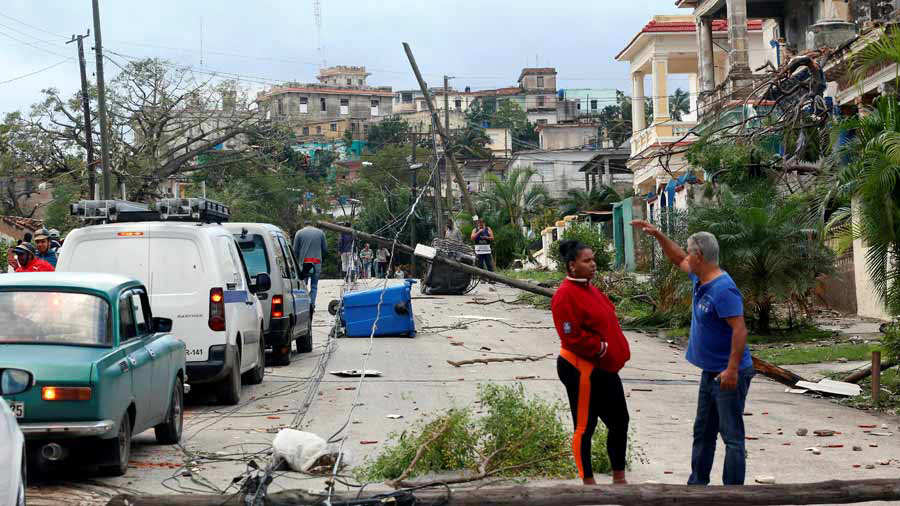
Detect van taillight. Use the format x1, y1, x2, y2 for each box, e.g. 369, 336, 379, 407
209, 287, 226, 331
271, 295, 284, 319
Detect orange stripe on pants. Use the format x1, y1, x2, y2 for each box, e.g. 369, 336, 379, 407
560, 348, 594, 479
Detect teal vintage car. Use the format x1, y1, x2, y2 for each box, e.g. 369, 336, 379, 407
0, 273, 186, 477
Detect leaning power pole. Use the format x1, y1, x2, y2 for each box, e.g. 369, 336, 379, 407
443, 75, 453, 214
402, 43, 475, 216
91, 0, 112, 200
67, 31, 97, 197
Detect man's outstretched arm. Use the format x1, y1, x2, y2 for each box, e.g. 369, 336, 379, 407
631, 220, 690, 273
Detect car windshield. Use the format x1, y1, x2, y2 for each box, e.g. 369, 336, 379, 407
235, 234, 270, 277
0, 291, 111, 346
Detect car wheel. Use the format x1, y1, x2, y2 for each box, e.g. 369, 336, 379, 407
271, 343, 291, 366
17, 446, 25, 506
244, 328, 265, 385
100, 412, 132, 477
217, 347, 241, 405
297, 317, 313, 353
154, 376, 184, 444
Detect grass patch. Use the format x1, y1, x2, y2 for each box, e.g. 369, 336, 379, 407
752, 343, 880, 366
356, 383, 625, 482
516, 291, 551, 310
840, 367, 900, 415
499, 269, 564, 285
747, 325, 836, 345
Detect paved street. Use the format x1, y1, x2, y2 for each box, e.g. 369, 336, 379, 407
27, 279, 900, 504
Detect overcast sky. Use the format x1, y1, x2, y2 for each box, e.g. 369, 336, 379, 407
1, 0, 685, 116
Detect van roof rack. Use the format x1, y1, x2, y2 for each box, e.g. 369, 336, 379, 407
71, 198, 230, 224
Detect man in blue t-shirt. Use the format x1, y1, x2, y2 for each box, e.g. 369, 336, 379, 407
632, 220, 754, 486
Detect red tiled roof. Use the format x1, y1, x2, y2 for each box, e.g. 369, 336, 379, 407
0, 216, 43, 233
616, 19, 763, 60
470, 87, 521, 97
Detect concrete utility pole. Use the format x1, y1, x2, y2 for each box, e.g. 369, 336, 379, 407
443, 74, 454, 214
91, 0, 113, 200
66, 31, 96, 197
402, 43, 475, 216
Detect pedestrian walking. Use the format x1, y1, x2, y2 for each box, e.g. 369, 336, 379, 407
632, 220, 753, 486
293, 222, 327, 319
360, 243, 374, 279
375, 245, 389, 278
339, 226, 354, 279
551, 240, 631, 486
470, 216, 494, 272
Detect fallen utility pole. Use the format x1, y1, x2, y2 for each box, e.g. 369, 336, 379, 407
316, 220, 554, 298
106, 478, 900, 506
402, 42, 476, 216
752, 356, 807, 388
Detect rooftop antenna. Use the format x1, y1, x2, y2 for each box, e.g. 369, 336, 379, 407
313, 0, 324, 67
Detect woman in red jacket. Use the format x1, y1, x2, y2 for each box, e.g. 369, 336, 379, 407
551, 240, 630, 485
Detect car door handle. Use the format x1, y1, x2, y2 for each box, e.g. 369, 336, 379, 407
148, 348, 157, 359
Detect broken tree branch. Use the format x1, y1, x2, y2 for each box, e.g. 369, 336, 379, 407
386, 417, 455, 488
106, 478, 900, 505
447, 354, 552, 368
843, 360, 898, 384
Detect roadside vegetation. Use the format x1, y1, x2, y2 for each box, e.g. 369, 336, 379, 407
356, 383, 627, 485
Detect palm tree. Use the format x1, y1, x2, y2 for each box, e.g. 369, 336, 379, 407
669, 88, 691, 122
692, 186, 834, 333
558, 185, 621, 217
479, 167, 549, 229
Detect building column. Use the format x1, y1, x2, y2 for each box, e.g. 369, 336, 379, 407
585, 172, 590, 192
698, 17, 715, 92
603, 158, 612, 186
726, 0, 750, 74
688, 73, 699, 121
631, 71, 646, 132
590, 170, 597, 191
652, 55, 670, 123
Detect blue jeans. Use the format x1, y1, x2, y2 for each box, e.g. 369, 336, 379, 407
688, 366, 754, 486
304, 263, 321, 309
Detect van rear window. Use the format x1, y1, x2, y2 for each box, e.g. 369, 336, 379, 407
235, 234, 270, 277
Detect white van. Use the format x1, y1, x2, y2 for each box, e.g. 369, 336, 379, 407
57, 221, 269, 405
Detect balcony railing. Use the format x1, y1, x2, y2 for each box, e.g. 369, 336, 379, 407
631, 121, 698, 156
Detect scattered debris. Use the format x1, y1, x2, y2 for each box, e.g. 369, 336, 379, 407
450, 342, 464, 346
853, 446, 863, 451
450, 315, 508, 321
515, 375, 536, 380
796, 428, 809, 436
859, 424, 877, 429
838, 358, 849, 363
631, 388, 654, 392
785, 388, 808, 394
813, 430, 836, 437
329, 369, 383, 377
871, 431, 894, 437
866, 464, 876, 469
386, 414, 404, 420
446, 354, 551, 367
755, 476, 776, 484
360, 440, 379, 445
826, 444, 844, 448
272, 429, 329, 473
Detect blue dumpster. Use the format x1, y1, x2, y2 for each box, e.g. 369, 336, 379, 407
342, 280, 416, 337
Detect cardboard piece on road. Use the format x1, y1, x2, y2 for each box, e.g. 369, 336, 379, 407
795, 378, 861, 397
329, 369, 383, 377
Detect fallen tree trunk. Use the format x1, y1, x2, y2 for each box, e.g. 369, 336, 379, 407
316, 221, 555, 298
843, 360, 898, 384
106, 478, 900, 506
753, 356, 807, 387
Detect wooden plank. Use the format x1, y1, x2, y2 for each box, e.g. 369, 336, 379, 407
106, 478, 900, 506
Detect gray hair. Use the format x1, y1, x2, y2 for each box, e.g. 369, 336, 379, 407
687, 231, 719, 265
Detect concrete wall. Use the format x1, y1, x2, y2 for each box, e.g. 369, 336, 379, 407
261, 89, 394, 126
852, 198, 892, 320
520, 73, 557, 91
485, 128, 512, 157
511, 151, 597, 199
539, 125, 598, 150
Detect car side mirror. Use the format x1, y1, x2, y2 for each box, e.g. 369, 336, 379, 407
0, 368, 33, 395
153, 317, 173, 333
251, 273, 272, 294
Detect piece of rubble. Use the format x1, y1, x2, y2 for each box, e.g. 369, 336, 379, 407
329, 369, 383, 377
838, 358, 849, 363
871, 431, 894, 437
796, 428, 809, 436
853, 446, 863, 451
814, 430, 836, 437
866, 464, 876, 469
755, 476, 776, 484
386, 414, 403, 419
880, 459, 891, 465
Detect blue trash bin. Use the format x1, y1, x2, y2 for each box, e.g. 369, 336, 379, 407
341, 279, 417, 337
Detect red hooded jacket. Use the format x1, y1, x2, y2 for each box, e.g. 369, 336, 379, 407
551, 278, 630, 373
15, 257, 55, 273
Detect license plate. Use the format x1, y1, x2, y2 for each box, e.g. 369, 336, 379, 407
10, 401, 24, 418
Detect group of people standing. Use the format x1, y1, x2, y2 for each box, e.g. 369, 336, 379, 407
6, 228, 61, 273
551, 221, 753, 487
